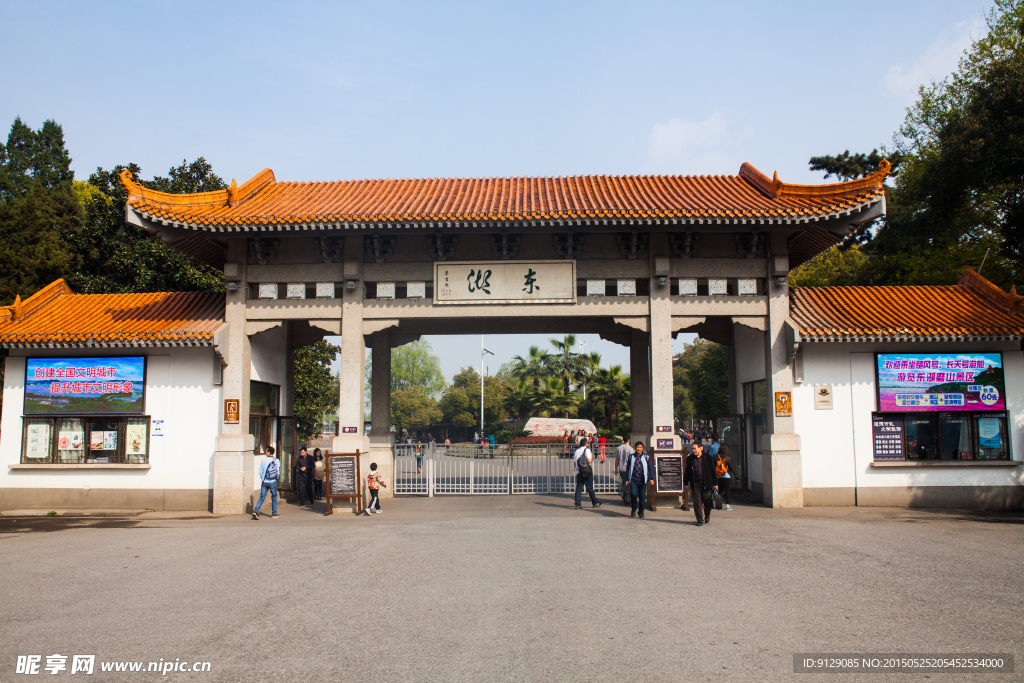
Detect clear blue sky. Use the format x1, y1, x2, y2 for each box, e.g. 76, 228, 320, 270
1, 0, 991, 381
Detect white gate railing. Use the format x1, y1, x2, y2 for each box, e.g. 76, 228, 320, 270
394, 442, 622, 496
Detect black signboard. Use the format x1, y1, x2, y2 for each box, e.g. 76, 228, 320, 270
654, 454, 684, 493
328, 455, 357, 496
872, 414, 905, 461
326, 452, 361, 514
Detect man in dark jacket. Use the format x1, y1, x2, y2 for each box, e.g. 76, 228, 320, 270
294, 448, 315, 506
684, 441, 717, 526
624, 441, 654, 519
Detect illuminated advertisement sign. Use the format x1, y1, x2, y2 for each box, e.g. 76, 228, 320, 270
876, 353, 1004, 413
24, 357, 146, 414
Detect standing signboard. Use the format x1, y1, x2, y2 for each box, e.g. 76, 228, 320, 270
871, 414, 906, 461
325, 451, 362, 515
650, 451, 688, 512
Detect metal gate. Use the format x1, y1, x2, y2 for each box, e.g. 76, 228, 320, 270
394, 442, 621, 495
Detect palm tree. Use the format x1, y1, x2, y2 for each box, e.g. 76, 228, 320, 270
528, 377, 581, 418
593, 365, 630, 430
511, 345, 552, 388
548, 334, 585, 394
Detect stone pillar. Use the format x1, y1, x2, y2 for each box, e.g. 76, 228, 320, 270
369, 331, 395, 499
648, 242, 676, 447
213, 238, 255, 515
629, 329, 652, 446
333, 244, 370, 506
761, 234, 802, 508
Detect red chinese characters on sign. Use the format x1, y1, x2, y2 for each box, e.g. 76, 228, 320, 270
47, 381, 133, 395
34, 366, 118, 379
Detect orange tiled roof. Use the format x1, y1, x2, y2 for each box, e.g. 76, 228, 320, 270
790, 270, 1024, 341
121, 161, 889, 230
0, 280, 224, 348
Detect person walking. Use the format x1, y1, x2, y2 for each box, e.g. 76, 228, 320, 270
614, 440, 634, 505
624, 441, 653, 519
684, 441, 717, 526
252, 446, 281, 519
716, 444, 736, 511
573, 437, 602, 510
294, 447, 314, 506
312, 449, 325, 501
364, 462, 386, 514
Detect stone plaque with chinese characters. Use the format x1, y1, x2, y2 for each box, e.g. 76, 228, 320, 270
434, 261, 576, 304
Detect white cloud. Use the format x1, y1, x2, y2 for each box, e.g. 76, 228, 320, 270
645, 112, 747, 175
885, 18, 985, 102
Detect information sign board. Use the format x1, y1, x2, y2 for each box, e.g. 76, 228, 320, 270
25, 357, 145, 414
872, 414, 905, 461
654, 454, 684, 493
326, 452, 361, 515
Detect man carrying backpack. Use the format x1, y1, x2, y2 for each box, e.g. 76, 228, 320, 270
573, 438, 603, 510
252, 446, 281, 520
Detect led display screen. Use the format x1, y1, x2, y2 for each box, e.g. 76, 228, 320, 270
876, 353, 1004, 412
24, 357, 146, 414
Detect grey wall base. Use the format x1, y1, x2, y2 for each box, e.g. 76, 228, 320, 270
804, 486, 1024, 510
0, 488, 212, 512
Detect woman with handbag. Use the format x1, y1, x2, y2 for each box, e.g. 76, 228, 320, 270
716, 444, 735, 511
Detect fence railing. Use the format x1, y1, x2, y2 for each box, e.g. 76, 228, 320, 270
394, 442, 624, 495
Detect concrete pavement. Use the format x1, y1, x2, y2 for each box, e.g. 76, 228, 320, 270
0, 495, 1021, 682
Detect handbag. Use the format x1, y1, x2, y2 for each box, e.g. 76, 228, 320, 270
711, 487, 723, 510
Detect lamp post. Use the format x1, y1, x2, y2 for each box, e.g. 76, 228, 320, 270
577, 339, 588, 399
481, 338, 494, 437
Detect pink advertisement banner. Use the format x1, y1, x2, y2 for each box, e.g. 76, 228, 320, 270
876, 353, 1004, 412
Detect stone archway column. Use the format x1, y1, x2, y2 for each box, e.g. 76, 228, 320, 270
333, 251, 370, 507
213, 238, 255, 514
369, 331, 395, 499
630, 329, 652, 445
761, 235, 803, 508
649, 250, 676, 446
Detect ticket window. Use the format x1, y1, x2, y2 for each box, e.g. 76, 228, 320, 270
905, 415, 938, 460
938, 413, 973, 460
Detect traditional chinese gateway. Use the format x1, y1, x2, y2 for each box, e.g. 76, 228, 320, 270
1, 161, 1022, 513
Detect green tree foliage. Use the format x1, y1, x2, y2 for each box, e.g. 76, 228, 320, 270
548, 334, 585, 393
807, 1, 1024, 288
0, 118, 81, 306
509, 345, 552, 387
389, 340, 446, 398
592, 365, 630, 431
440, 367, 510, 433
64, 160, 225, 294
390, 387, 442, 432
673, 339, 729, 422
788, 245, 870, 287
293, 341, 341, 440
809, 149, 904, 182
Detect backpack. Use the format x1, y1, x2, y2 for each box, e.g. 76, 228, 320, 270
264, 458, 279, 481
715, 457, 728, 477
576, 449, 593, 477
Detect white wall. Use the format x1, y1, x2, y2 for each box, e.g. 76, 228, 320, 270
250, 324, 288, 388
1, 348, 220, 492
797, 342, 1024, 491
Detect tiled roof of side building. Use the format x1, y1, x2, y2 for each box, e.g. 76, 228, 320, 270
120, 160, 890, 229
0, 280, 225, 348
790, 270, 1024, 342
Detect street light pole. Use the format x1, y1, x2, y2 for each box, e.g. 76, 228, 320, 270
481, 337, 494, 437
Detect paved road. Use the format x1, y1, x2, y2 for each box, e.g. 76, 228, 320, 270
1, 496, 1021, 682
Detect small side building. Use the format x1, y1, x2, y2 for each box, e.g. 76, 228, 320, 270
0, 280, 227, 511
